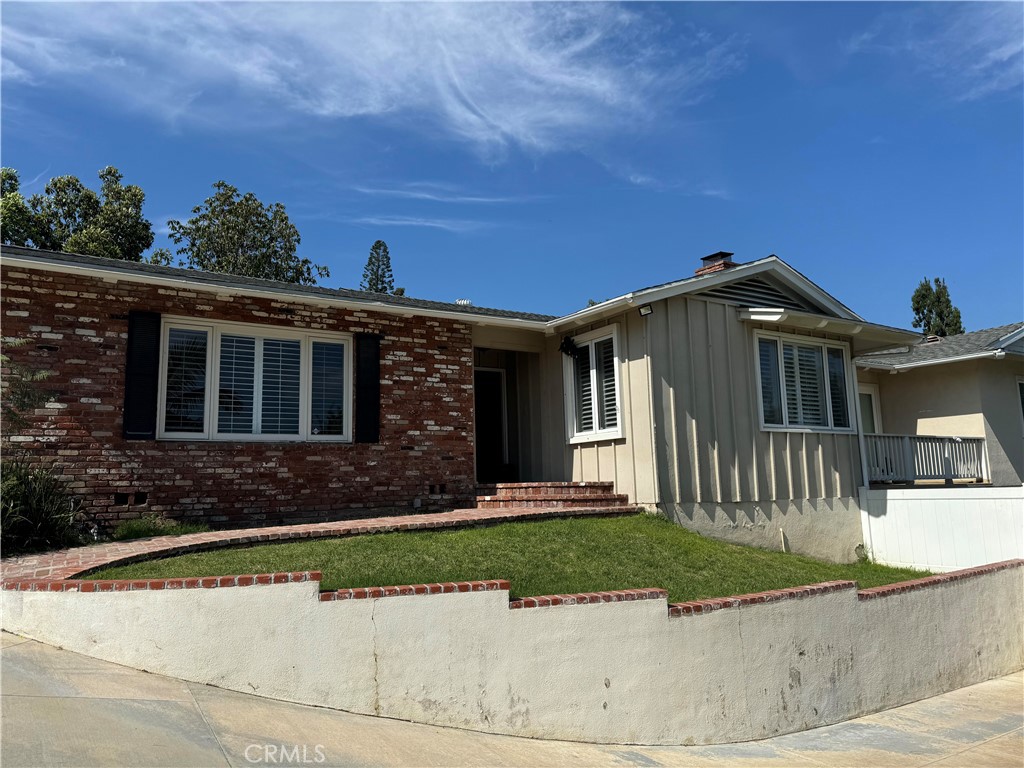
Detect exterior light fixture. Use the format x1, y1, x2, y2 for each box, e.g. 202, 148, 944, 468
638, 304, 653, 317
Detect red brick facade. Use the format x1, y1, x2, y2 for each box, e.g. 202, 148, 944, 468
1, 265, 477, 528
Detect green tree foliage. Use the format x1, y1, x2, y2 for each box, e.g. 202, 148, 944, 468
1, 168, 37, 246
911, 277, 965, 337
167, 181, 328, 285
1, 166, 154, 261
360, 239, 404, 295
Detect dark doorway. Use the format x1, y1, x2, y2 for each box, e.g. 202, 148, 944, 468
475, 368, 512, 483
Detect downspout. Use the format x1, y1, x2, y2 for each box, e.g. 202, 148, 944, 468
851, 365, 874, 559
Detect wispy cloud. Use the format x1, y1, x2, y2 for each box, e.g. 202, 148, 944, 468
1, 3, 745, 157
846, 4, 1023, 102
352, 182, 533, 205
349, 215, 489, 234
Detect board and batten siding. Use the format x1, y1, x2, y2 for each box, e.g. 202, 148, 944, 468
537, 308, 659, 506
539, 294, 867, 562
647, 295, 863, 506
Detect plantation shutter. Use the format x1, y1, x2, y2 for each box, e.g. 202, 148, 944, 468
217, 335, 255, 434
826, 348, 850, 429
574, 344, 593, 433
354, 333, 381, 443
595, 337, 617, 430
260, 339, 301, 434
796, 344, 826, 426
782, 343, 799, 424
758, 338, 783, 425
123, 311, 161, 439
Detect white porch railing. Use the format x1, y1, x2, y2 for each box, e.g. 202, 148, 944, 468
864, 434, 988, 484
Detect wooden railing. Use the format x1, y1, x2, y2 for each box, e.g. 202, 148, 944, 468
864, 434, 988, 484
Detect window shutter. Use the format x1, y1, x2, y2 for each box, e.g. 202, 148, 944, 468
796, 345, 826, 426
595, 337, 617, 430
782, 344, 799, 424
574, 344, 594, 433
260, 339, 301, 434
123, 311, 161, 440
217, 335, 255, 434
354, 333, 381, 443
758, 338, 783, 425
826, 348, 850, 428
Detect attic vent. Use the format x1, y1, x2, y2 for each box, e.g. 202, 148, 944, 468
923, 335, 942, 344
697, 276, 819, 312
455, 299, 473, 306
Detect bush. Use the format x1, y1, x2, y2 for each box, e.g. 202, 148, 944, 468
111, 514, 210, 542
1, 460, 82, 555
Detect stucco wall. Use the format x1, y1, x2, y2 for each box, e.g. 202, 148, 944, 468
4, 565, 1021, 746
861, 358, 1024, 487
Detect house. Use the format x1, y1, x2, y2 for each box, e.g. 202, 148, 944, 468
855, 323, 1024, 487
854, 323, 1024, 571
1, 245, 921, 562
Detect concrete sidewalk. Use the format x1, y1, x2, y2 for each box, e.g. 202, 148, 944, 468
2, 632, 1021, 768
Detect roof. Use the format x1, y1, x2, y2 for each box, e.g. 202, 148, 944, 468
0, 245, 557, 325
855, 322, 1024, 370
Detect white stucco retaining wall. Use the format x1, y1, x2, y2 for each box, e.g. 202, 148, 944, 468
3, 565, 1022, 746
860, 486, 1024, 571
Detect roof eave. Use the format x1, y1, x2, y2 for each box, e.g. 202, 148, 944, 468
855, 349, 1012, 372
739, 307, 918, 346
0, 250, 551, 332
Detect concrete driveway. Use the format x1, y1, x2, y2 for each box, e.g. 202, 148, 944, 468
2, 632, 1021, 767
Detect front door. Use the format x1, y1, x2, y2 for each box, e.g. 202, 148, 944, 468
474, 368, 508, 483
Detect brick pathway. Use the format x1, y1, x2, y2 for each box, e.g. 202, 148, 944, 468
0, 505, 631, 584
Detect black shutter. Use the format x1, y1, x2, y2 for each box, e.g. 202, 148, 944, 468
123, 311, 161, 440
354, 333, 381, 443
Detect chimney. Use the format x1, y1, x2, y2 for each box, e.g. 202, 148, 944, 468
695, 251, 737, 276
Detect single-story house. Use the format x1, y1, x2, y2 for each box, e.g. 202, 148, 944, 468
1, 245, 921, 561
856, 323, 1024, 488
852, 324, 1024, 571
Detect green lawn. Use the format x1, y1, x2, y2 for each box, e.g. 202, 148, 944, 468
86, 514, 928, 602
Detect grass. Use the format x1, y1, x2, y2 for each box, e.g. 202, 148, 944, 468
86, 514, 929, 602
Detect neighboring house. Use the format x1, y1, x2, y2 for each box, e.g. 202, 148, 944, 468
855, 323, 1024, 488
1, 246, 920, 562
853, 324, 1024, 572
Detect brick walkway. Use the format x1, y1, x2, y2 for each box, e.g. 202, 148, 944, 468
0, 505, 631, 584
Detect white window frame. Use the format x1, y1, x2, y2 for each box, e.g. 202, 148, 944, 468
857, 382, 883, 435
157, 317, 353, 442
753, 330, 856, 434
563, 324, 624, 445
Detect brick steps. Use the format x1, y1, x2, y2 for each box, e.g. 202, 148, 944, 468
475, 495, 630, 509
475, 482, 631, 510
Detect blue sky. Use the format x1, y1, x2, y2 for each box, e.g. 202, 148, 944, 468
2, 2, 1021, 329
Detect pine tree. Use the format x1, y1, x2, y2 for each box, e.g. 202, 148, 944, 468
911, 277, 965, 337
360, 240, 396, 294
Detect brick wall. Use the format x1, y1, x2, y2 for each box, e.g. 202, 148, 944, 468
1, 265, 477, 528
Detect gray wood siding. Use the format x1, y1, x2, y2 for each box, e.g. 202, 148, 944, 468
538, 310, 658, 504
648, 295, 862, 505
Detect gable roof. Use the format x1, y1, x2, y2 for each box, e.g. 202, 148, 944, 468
549, 255, 864, 331
0, 245, 556, 326
855, 322, 1024, 371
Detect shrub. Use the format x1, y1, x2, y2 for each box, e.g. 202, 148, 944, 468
111, 514, 210, 542
1, 460, 82, 555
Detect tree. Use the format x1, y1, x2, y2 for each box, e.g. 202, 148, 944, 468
167, 181, 328, 285
911, 277, 965, 337
360, 239, 403, 295
26, 166, 154, 261
0, 168, 36, 247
